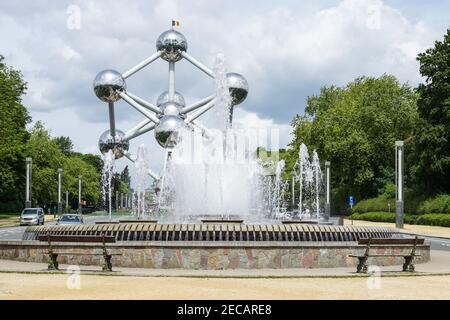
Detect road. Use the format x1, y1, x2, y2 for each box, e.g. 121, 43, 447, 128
0, 214, 124, 241
0, 218, 449, 251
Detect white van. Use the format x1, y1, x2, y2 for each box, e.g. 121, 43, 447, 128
20, 208, 45, 226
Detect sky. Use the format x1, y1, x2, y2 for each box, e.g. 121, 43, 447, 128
1, 0, 449, 175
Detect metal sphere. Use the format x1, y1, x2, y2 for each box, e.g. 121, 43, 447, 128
98, 129, 129, 159
156, 91, 186, 107
226, 72, 249, 105
156, 30, 188, 62
154, 115, 186, 148
93, 70, 126, 103
159, 101, 183, 118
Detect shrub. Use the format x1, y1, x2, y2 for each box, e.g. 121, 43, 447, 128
0, 200, 22, 213
351, 196, 395, 213
349, 212, 450, 227
350, 212, 396, 222
417, 194, 450, 214
414, 214, 450, 227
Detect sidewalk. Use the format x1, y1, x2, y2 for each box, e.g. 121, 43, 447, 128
1, 253, 449, 299
344, 219, 450, 239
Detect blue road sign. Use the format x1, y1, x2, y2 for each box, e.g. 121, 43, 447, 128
349, 196, 355, 206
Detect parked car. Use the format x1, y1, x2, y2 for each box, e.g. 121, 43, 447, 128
56, 214, 84, 225
20, 208, 45, 226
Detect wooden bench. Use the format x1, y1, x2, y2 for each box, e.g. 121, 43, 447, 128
349, 236, 423, 273
37, 234, 120, 272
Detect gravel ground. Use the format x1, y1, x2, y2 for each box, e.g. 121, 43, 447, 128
1, 273, 449, 300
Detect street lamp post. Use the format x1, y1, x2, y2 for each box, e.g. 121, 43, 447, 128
66, 190, 69, 212
78, 175, 82, 214
395, 141, 404, 229
115, 190, 119, 212
324, 161, 331, 222
291, 174, 295, 210
25, 157, 32, 208
57, 168, 63, 216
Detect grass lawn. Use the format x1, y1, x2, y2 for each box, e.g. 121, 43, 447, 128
0, 212, 57, 227
0, 212, 20, 220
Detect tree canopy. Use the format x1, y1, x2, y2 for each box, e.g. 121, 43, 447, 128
412, 28, 450, 194
0, 55, 30, 211
285, 75, 419, 212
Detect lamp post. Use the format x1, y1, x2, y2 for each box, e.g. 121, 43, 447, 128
57, 168, 63, 216
395, 141, 404, 229
324, 161, 331, 221
78, 175, 82, 214
25, 157, 32, 208
291, 174, 295, 211
115, 190, 119, 212
66, 190, 69, 212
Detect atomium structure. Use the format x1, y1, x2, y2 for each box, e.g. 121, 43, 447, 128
93, 25, 248, 183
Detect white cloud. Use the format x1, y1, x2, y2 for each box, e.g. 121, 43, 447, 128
1, 0, 448, 175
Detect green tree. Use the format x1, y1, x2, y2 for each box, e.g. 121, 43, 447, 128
54, 136, 74, 155
26, 122, 101, 210
0, 55, 30, 211
412, 28, 450, 194
26, 122, 65, 209
62, 156, 101, 208
286, 75, 418, 213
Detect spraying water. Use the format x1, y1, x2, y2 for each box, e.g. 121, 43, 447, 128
101, 149, 115, 221
134, 144, 150, 219
159, 53, 268, 223
272, 160, 287, 219
293, 144, 324, 220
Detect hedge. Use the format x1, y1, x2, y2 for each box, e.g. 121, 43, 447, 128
349, 212, 450, 227
417, 195, 450, 214
351, 194, 450, 215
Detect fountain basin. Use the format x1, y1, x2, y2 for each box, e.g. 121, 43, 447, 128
0, 223, 427, 269
23, 223, 394, 242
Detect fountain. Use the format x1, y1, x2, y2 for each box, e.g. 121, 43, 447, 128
20, 24, 406, 270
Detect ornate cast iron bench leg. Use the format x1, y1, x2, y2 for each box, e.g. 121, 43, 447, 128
402, 256, 415, 272
101, 235, 113, 272
356, 256, 368, 273
102, 254, 113, 272
46, 235, 59, 270
47, 253, 59, 270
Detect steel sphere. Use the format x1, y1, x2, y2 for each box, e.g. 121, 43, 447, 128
156, 91, 186, 107
159, 101, 184, 118
98, 129, 129, 159
156, 30, 188, 62
93, 70, 126, 103
226, 72, 248, 105
154, 115, 186, 148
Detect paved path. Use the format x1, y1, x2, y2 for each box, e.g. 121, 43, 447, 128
0, 272, 449, 300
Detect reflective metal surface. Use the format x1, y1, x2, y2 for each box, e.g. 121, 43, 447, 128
154, 115, 186, 148
98, 129, 130, 159
156, 91, 186, 107
93, 70, 126, 103
159, 101, 184, 118
156, 30, 188, 62
226, 72, 248, 105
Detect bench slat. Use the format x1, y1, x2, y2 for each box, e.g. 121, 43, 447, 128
38, 235, 116, 243
358, 238, 424, 245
